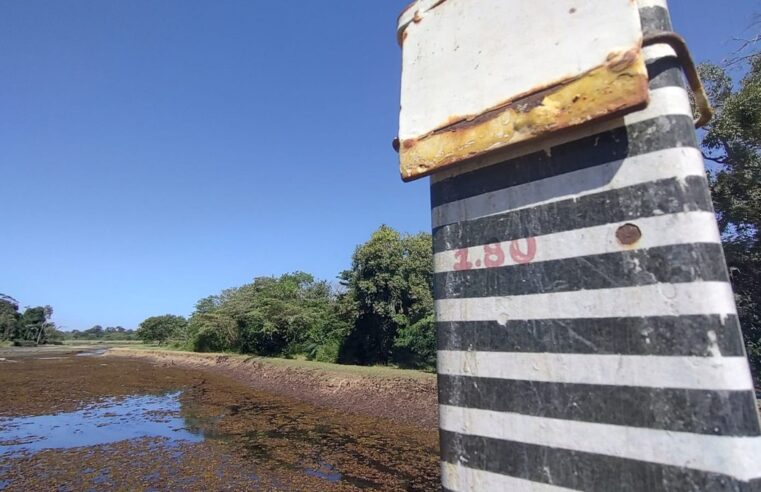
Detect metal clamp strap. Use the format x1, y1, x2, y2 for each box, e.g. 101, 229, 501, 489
642, 31, 713, 128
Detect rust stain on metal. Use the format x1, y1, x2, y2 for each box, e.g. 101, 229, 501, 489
398, 47, 650, 181
606, 48, 638, 73
398, 0, 417, 21
397, 0, 449, 46
427, 0, 448, 12
616, 223, 642, 246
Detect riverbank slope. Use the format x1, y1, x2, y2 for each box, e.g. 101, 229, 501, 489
107, 348, 438, 429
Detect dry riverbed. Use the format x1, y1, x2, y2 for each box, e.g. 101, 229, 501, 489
0, 347, 440, 490
108, 348, 439, 429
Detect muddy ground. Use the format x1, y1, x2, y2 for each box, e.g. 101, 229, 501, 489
108, 348, 439, 429
0, 351, 440, 491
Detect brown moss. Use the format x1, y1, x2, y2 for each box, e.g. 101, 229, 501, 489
0, 354, 439, 490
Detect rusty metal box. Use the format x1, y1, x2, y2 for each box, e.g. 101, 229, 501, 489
396, 0, 649, 181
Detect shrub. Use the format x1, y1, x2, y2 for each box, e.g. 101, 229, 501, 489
192, 327, 228, 353
12, 340, 37, 347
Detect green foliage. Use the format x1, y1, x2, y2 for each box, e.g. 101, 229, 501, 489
18, 306, 47, 341
192, 325, 230, 352
392, 314, 436, 370
65, 325, 137, 341
13, 340, 38, 347
0, 294, 20, 341
338, 225, 435, 369
0, 297, 57, 345
306, 338, 342, 363
137, 315, 188, 344
131, 226, 434, 369
4, 226, 435, 369
185, 272, 348, 359
188, 312, 238, 352
699, 57, 761, 378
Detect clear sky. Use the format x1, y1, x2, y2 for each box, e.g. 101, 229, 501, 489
1, 0, 756, 330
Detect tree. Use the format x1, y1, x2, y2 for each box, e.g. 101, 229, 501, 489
338, 225, 435, 368
0, 294, 20, 340
1, 304, 58, 344
233, 272, 344, 357
18, 306, 46, 343
64, 326, 136, 341
193, 296, 221, 315
185, 272, 347, 359
85, 325, 105, 338
137, 315, 188, 344
699, 55, 761, 377
188, 312, 238, 352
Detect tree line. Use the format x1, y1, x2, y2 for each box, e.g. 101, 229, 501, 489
137, 226, 436, 369
0, 294, 138, 345
0, 295, 61, 345
66, 325, 138, 341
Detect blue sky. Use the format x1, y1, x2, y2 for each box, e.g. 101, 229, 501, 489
0, 1, 756, 330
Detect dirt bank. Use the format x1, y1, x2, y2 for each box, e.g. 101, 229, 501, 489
107, 348, 439, 430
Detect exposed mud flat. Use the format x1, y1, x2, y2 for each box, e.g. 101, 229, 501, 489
108, 348, 439, 429
0, 351, 439, 490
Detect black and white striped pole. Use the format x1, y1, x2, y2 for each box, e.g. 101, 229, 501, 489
396, 0, 761, 490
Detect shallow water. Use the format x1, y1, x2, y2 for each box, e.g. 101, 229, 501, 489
75, 348, 108, 357
0, 392, 202, 456
0, 350, 439, 490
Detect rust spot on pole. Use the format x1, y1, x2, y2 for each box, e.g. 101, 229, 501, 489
616, 223, 642, 246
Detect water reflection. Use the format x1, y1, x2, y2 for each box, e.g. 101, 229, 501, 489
0, 392, 202, 456
305, 461, 342, 482
75, 349, 108, 357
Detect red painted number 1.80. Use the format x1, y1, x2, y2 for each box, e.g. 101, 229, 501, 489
452, 238, 537, 271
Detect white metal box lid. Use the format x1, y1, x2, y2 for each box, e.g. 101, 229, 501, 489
397, 0, 649, 181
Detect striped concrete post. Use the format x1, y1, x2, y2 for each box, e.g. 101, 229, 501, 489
424, 1, 761, 490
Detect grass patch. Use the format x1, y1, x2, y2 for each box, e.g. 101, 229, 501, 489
114, 343, 187, 352
63, 339, 143, 346
252, 356, 435, 379
111, 347, 434, 380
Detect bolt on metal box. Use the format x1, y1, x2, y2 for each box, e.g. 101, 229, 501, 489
396, 0, 650, 181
